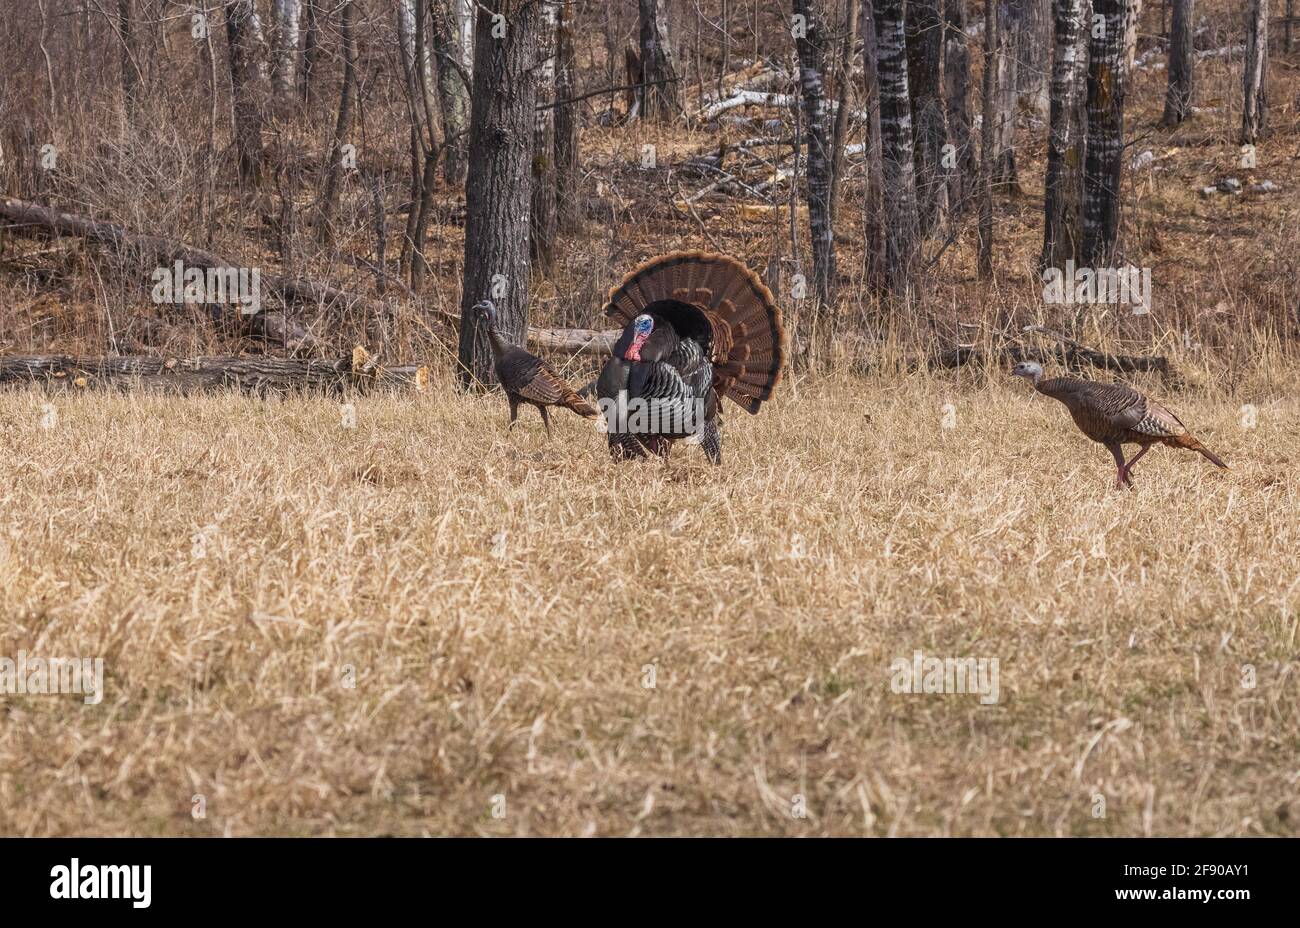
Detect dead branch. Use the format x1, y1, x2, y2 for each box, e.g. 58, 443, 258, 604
0, 353, 428, 395
1021, 325, 1171, 375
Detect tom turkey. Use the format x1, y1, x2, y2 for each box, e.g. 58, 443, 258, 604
474, 300, 597, 435
1011, 361, 1228, 489
596, 251, 785, 463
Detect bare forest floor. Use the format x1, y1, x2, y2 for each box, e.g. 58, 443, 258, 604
0, 370, 1297, 836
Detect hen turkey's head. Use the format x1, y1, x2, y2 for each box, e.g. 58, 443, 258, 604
625, 314, 654, 361
1010, 361, 1043, 385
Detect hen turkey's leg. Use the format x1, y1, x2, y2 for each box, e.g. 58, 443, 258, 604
539, 405, 552, 438
508, 396, 519, 432
1121, 444, 1152, 483
1106, 442, 1129, 490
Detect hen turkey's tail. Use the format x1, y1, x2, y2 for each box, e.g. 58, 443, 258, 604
1174, 433, 1228, 469
562, 392, 599, 418
604, 251, 785, 414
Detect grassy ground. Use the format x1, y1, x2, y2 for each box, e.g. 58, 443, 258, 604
1, 367, 1296, 836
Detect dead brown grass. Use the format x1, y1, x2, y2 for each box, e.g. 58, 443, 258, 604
1, 364, 1297, 836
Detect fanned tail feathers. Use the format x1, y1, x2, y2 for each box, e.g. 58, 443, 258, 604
604, 251, 785, 414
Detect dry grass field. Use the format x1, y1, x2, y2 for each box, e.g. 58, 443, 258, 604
2, 363, 1297, 836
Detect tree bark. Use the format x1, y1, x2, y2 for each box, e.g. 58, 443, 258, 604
979, 0, 997, 278
318, 1, 357, 241
861, 0, 887, 291
638, 0, 681, 120
531, 1, 559, 273
554, 0, 581, 232
224, 0, 270, 185
430, 0, 474, 185
1082, 0, 1129, 266
458, 0, 543, 389
906, 0, 948, 235
794, 0, 836, 314
1162, 0, 1194, 126
1241, 0, 1269, 145
299, 0, 320, 105
119, 0, 137, 120
943, 0, 975, 216
270, 0, 301, 105
1124, 0, 1143, 75
1041, 0, 1088, 270
873, 0, 920, 294
829, 0, 858, 225
993, 0, 1021, 189
1012, 0, 1051, 117
409, 0, 445, 289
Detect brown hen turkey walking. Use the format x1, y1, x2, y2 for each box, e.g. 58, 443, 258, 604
474, 301, 597, 435
1011, 362, 1227, 489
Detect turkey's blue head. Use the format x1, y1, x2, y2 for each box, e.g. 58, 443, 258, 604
625, 314, 654, 361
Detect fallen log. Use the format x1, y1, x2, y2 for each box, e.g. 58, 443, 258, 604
528, 327, 617, 354
0, 196, 382, 323
0, 353, 428, 395
921, 333, 1172, 378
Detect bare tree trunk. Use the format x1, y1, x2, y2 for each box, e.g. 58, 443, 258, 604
270, 0, 301, 105
224, 0, 270, 185
1162, 0, 1194, 126
409, 0, 443, 289
554, 0, 580, 232
458, 0, 542, 389
430, 0, 474, 185
861, 0, 887, 291
906, 0, 948, 234
1241, 0, 1269, 145
943, 0, 975, 216
1124, 0, 1143, 74
873, 0, 920, 295
1041, 0, 1088, 270
119, 0, 137, 121
530, 2, 558, 273
299, 0, 320, 106
794, 0, 836, 314
1012, 0, 1051, 117
829, 0, 858, 225
979, 0, 996, 278
398, 0, 423, 276
318, 0, 357, 240
1082, 0, 1129, 266
993, 0, 1021, 189
638, 0, 681, 120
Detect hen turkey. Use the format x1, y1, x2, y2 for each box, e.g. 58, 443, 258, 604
474, 301, 597, 435
595, 252, 785, 463
1011, 362, 1227, 489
